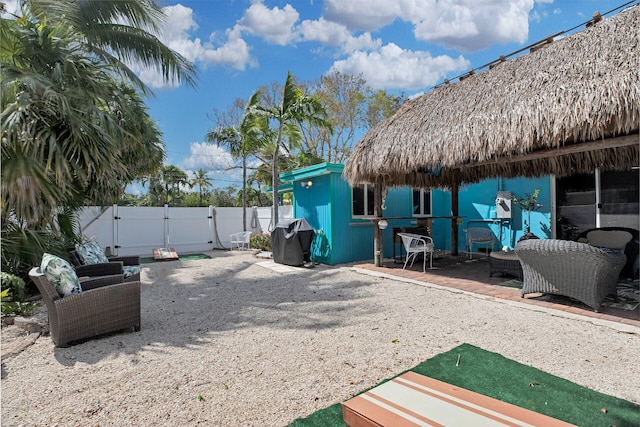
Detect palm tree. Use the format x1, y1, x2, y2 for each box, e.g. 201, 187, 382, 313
24, 0, 196, 93
190, 168, 213, 206
1, 0, 194, 226
250, 72, 332, 226
207, 92, 268, 230
162, 165, 188, 206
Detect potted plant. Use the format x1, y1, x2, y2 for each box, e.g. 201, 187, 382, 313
512, 188, 543, 241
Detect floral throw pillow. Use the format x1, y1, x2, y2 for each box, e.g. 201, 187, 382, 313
75, 241, 109, 265
123, 265, 142, 278
40, 253, 83, 297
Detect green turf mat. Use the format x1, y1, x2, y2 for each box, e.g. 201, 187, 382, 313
288, 343, 639, 427
140, 253, 211, 264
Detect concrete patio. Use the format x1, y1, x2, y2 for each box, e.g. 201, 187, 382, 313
354, 253, 640, 329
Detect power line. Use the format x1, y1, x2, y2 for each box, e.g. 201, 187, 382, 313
434, 0, 639, 88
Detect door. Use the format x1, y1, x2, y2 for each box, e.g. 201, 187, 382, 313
556, 169, 639, 239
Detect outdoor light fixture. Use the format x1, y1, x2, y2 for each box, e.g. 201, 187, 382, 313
378, 219, 388, 229
300, 180, 313, 189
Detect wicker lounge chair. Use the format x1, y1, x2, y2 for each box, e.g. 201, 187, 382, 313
574, 227, 638, 279
29, 267, 141, 347
70, 249, 141, 283
514, 239, 626, 311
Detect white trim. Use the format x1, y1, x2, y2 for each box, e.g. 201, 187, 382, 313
352, 184, 375, 218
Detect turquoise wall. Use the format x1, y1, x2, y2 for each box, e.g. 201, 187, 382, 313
289, 163, 552, 263
293, 174, 422, 264
457, 176, 551, 251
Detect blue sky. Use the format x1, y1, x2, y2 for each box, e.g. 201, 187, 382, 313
6, 0, 632, 190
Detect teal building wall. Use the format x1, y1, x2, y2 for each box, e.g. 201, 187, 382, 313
281, 163, 552, 264
456, 176, 552, 251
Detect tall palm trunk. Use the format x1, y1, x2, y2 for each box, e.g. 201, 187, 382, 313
272, 124, 283, 228
242, 156, 247, 231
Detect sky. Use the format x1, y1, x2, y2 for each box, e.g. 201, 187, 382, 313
5, 0, 634, 191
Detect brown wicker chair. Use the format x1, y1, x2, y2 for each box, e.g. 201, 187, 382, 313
70, 250, 141, 283
515, 239, 626, 311
29, 267, 141, 347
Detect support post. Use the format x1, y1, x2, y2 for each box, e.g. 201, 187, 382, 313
374, 182, 384, 267
451, 180, 459, 256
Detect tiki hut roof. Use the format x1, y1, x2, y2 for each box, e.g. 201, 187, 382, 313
344, 5, 640, 189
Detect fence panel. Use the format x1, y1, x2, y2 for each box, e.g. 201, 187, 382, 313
164, 207, 213, 253
115, 206, 166, 256
77, 205, 294, 256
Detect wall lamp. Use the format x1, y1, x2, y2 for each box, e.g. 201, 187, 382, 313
300, 180, 313, 189
378, 219, 388, 229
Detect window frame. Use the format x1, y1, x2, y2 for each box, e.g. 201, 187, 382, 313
412, 188, 432, 217
352, 184, 375, 218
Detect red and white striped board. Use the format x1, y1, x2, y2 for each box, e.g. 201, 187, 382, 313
342, 372, 576, 427
153, 247, 179, 261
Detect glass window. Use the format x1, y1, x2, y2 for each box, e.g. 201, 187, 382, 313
412, 189, 431, 216
352, 184, 375, 217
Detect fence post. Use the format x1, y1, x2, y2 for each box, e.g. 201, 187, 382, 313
208, 206, 214, 249
164, 204, 170, 248
112, 204, 119, 256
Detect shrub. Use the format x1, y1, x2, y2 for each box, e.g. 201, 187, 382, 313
1, 273, 37, 316
1, 272, 27, 301
250, 233, 271, 251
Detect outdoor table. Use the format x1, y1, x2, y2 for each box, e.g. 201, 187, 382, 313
489, 250, 523, 280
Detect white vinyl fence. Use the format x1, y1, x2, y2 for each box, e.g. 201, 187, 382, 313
77, 205, 293, 256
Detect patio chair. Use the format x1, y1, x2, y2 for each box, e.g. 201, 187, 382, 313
230, 231, 252, 251
464, 227, 495, 259
574, 227, 638, 279
397, 232, 435, 272
29, 267, 140, 347
70, 241, 141, 282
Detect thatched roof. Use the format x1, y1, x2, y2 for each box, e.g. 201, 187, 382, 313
344, 5, 640, 189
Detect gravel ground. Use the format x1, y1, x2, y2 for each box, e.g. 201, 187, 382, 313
2, 250, 639, 426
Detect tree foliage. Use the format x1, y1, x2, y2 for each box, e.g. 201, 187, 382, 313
207, 92, 268, 230
0, 0, 195, 281
300, 71, 368, 163
1, 0, 194, 228
250, 71, 333, 226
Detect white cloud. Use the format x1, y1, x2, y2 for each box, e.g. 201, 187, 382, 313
413, 0, 534, 52
323, 0, 403, 31
0, 0, 20, 16
324, 0, 535, 53
138, 4, 257, 89
330, 43, 470, 90
180, 142, 238, 172
341, 32, 383, 54
297, 18, 381, 53
238, 1, 299, 45
163, 5, 255, 69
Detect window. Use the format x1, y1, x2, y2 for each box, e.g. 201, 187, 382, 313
352, 184, 375, 217
412, 189, 431, 216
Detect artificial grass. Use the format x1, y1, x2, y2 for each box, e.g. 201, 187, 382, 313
288, 343, 639, 427
139, 253, 211, 264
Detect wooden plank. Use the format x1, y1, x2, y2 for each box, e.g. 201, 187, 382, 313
153, 247, 179, 261
454, 133, 639, 170
342, 372, 577, 427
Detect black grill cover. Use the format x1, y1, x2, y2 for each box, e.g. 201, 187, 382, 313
271, 218, 315, 266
